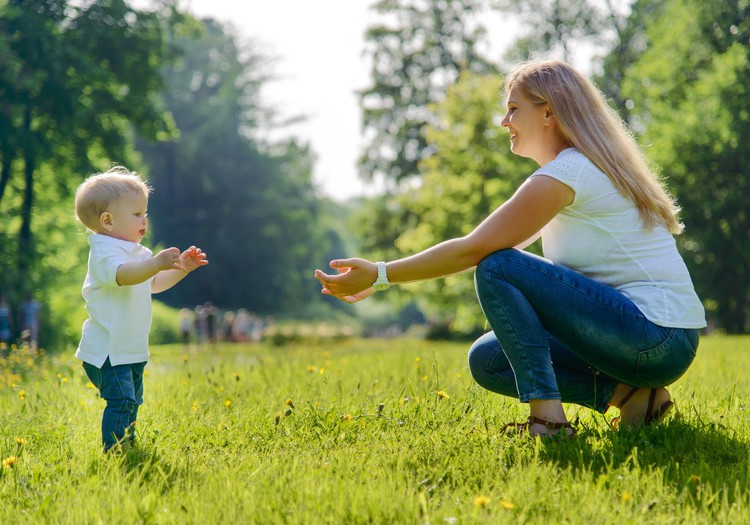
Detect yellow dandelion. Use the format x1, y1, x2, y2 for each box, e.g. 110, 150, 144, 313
15, 438, 26, 445
192, 402, 199, 412
422, 374, 428, 381
307, 365, 317, 372
341, 413, 352, 422
57, 373, 62, 379
474, 495, 491, 508
61, 377, 69, 383
319, 368, 326, 375
144, 370, 151, 377
500, 501, 515, 510
285, 398, 295, 408
79, 401, 86, 407
224, 399, 232, 408
415, 357, 421, 363
18, 389, 26, 400
437, 390, 450, 400
3, 456, 17, 469
621, 492, 632, 503
86, 382, 95, 389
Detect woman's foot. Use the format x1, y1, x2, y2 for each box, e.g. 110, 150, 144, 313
528, 399, 575, 437
610, 385, 673, 429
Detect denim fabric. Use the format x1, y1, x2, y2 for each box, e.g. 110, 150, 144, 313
468, 249, 700, 413
83, 358, 146, 450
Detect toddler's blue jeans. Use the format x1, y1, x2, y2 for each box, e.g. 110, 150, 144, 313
83, 358, 146, 451
468, 249, 700, 413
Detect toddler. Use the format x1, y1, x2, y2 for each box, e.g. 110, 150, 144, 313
74, 166, 208, 452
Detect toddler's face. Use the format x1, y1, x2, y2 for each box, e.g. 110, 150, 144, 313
101, 191, 148, 243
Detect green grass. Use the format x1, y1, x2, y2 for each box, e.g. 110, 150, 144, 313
2, 334, 749, 524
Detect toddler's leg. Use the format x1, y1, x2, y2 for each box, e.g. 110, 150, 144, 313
83, 358, 139, 452
127, 362, 147, 444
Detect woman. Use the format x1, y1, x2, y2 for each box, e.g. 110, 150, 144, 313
314, 60, 705, 437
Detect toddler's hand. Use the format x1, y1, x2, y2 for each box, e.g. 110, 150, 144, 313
153, 247, 182, 271
179, 246, 209, 272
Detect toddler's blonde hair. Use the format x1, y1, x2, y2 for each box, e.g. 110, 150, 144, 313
75, 166, 151, 233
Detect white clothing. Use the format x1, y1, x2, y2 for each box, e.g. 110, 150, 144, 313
76, 234, 154, 367
531, 148, 706, 329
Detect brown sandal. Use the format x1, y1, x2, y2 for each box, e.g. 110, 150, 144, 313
502, 416, 576, 438
610, 387, 674, 429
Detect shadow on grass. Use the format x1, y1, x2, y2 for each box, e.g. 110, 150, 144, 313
537, 415, 749, 502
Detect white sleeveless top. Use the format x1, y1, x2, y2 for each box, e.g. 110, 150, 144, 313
532, 148, 706, 329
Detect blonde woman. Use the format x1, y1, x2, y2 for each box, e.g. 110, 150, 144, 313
315, 60, 705, 437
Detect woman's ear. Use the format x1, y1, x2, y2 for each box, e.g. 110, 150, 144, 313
99, 211, 114, 232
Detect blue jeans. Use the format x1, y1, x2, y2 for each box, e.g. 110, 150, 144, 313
468, 249, 700, 413
83, 358, 146, 451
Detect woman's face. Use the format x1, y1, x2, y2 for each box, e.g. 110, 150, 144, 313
501, 86, 556, 165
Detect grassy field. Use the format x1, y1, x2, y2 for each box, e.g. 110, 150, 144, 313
1, 334, 749, 524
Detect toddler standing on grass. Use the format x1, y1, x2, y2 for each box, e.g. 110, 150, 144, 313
74, 166, 208, 453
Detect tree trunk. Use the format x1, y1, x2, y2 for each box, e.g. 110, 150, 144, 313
18, 107, 35, 284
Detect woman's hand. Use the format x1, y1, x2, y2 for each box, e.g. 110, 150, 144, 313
314, 258, 378, 303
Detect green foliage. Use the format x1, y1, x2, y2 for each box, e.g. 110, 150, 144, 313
2, 334, 750, 523
360, 0, 498, 184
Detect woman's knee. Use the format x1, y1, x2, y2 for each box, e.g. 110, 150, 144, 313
475, 249, 527, 288
467, 332, 499, 380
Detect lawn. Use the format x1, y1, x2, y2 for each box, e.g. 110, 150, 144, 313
1, 334, 749, 524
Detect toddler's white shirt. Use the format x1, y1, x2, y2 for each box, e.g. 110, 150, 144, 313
532, 148, 706, 329
76, 234, 154, 367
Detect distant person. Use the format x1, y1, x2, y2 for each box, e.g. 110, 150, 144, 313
315, 60, 705, 437
222, 311, 236, 342
20, 293, 41, 351
179, 308, 193, 346
193, 304, 207, 344
0, 295, 13, 351
204, 301, 218, 343
74, 166, 209, 453
234, 308, 251, 342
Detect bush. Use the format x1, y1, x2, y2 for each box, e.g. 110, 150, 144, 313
150, 300, 181, 345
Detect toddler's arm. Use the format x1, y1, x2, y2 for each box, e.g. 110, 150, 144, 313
117, 247, 182, 286
152, 246, 208, 293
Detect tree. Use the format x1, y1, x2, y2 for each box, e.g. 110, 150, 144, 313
0, 0, 173, 332
139, 18, 334, 313
495, 0, 616, 65
393, 72, 535, 331
359, 0, 498, 187
355, 0, 498, 266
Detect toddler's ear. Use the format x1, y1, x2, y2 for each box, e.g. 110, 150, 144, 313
99, 211, 114, 232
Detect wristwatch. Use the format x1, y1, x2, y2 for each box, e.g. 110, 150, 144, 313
372, 261, 390, 291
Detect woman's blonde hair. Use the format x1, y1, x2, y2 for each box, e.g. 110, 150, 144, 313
505, 60, 683, 234
75, 166, 151, 233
